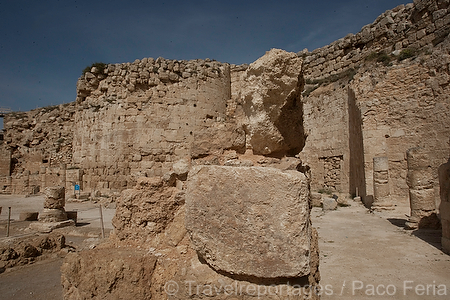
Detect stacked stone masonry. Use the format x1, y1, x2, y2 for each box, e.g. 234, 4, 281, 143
2, 58, 241, 196
302, 0, 450, 81
1, 0, 450, 215
406, 147, 440, 228
300, 0, 450, 209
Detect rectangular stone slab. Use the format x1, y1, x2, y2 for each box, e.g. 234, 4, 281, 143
185, 165, 311, 279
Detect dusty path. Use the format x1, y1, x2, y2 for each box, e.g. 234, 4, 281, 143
0, 194, 115, 300
312, 201, 450, 300
0, 257, 64, 299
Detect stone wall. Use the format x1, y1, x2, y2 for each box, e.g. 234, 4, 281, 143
302, 0, 450, 82
0, 144, 10, 176
63, 164, 320, 300
2, 105, 75, 194
300, 0, 450, 207
71, 57, 237, 193
2, 0, 450, 212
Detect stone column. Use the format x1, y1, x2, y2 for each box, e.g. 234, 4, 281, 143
372, 156, 392, 209
39, 186, 68, 222
405, 147, 439, 229
439, 158, 450, 253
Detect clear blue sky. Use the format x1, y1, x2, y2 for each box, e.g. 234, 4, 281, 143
0, 0, 409, 113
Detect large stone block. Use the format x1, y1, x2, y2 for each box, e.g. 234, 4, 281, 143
374, 181, 391, 198
111, 177, 185, 242
373, 156, 389, 172
240, 49, 305, 156
406, 147, 431, 170
38, 208, 67, 222
185, 165, 312, 279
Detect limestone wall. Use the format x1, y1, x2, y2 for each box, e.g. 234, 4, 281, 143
1, 58, 241, 195
302, 0, 450, 82
2, 104, 75, 194
72, 57, 234, 193
300, 0, 450, 206
0, 144, 10, 176
2, 0, 450, 209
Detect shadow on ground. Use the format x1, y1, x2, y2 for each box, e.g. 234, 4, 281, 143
388, 217, 443, 252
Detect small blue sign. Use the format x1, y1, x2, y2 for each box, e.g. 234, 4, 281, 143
74, 184, 80, 191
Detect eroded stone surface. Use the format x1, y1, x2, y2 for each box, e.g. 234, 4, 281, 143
61, 248, 157, 300
406, 147, 440, 229
111, 177, 185, 243
43, 186, 65, 209
240, 49, 305, 156
185, 165, 311, 278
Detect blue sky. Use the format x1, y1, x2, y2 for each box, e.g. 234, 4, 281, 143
0, 0, 409, 114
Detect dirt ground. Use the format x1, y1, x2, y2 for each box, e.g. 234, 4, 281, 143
0, 194, 115, 300
0, 195, 449, 299
312, 200, 450, 300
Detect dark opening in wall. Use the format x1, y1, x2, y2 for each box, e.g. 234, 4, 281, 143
42, 159, 49, 164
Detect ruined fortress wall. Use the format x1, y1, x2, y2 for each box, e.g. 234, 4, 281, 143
2, 0, 450, 209
300, 0, 450, 206
2, 104, 75, 194
352, 62, 450, 206
72, 58, 231, 192
299, 84, 350, 194
0, 145, 10, 176
302, 0, 450, 82
1, 58, 233, 195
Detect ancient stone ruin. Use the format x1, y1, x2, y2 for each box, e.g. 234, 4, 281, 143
27, 186, 76, 233
406, 147, 440, 228
1, 0, 450, 298
39, 187, 68, 222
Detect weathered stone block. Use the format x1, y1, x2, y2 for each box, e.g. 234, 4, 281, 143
373, 156, 389, 172
311, 192, 323, 207
374, 182, 391, 198
406, 148, 431, 169
323, 197, 338, 210
43, 186, 65, 209
19, 212, 39, 221
407, 169, 434, 189
185, 165, 311, 279
409, 189, 436, 211
240, 49, 305, 156
61, 248, 157, 300
111, 177, 185, 242
38, 208, 67, 222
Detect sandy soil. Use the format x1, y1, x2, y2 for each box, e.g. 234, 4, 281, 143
312, 200, 450, 300
0, 194, 115, 300
0, 195, 449, 299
